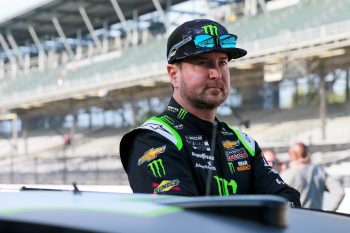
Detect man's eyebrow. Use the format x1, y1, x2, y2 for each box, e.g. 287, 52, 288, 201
191, 56, 207, 60
219, 56, 229, 60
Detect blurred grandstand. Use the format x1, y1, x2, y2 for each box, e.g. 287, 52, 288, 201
0, 0, 349, 197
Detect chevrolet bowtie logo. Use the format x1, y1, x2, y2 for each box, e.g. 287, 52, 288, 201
222, 140, 239, 150
138, 146, 166, 166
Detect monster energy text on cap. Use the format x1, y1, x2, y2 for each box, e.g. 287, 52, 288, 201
167, 19, 247, 64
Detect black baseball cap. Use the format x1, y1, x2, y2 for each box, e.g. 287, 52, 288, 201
167, 19, 247, 64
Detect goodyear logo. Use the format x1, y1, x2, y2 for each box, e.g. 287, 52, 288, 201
222, 140, 239, 150
154, 179, 180, 194
138, 146, 166, 166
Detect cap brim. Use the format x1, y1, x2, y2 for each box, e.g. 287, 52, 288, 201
169, 47, 247, 64
227, 47, 247, 59
186, 47, 247, 60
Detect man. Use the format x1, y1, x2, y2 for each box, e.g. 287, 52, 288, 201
120, 19, 300, 207
281, 142, 345, 211
263, 149, 284, 173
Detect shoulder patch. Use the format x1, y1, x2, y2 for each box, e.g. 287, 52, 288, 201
224, 124, 256, 156
139, 117, 183, 151
237, 131, 255, 154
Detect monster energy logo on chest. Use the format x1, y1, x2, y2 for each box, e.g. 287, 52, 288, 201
201, 24, 218, 36
148, 159, 166, 178
213, 176, 237, 196
228, 162, 235, 174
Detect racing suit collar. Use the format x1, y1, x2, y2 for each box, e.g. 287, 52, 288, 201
166, 97, 224, 136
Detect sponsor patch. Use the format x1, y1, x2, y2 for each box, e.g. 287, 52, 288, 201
213, 176, 237, 196
195, 161, 216, 171
173, 124, 184, 130
269, 168, 279, 174
237, 165, 251, 171
186, 135, 203, 140
148, 159, 166, 178
177, 108, 187, 119
166, 106, 179, 113
153, 179, 180, 193
225, 148, 248, 161
159, 115, 174, 125
238, 160, 248, 166
186, 135, 210, 151
262, 156, 270, 167
221, 130, 234, 136
275, 178, 285, 185
222, 140, 239, 150
191, 152, 214, 160
138, 146, 166, 166
228, 162, 235, 174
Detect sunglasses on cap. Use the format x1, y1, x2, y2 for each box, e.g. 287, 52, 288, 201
167, 34, 237, 62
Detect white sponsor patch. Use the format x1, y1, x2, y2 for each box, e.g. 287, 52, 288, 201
195, 162, 216, 171
192, 152, 214, 160
275, 178, 285, 185
140, 120, 177, 146
238, 160, 248, 166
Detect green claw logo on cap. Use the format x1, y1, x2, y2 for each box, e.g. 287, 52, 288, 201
201, 24, 219, 36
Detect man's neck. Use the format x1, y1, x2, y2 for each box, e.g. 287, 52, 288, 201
173, 96, 216, 122
289, 158, 310, 168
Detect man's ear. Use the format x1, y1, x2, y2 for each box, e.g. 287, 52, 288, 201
167, 64, 180, 88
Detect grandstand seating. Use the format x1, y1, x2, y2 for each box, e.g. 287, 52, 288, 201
1, 102, 349, 185
1, 0, 350, 186
0, 38, 167, 96
221, 102, 350, 146
224, 0, 350, 42
2, 0, 350, 98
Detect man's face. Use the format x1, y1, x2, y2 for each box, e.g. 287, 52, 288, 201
171, 52, 230, 110
264, 151, 278, 167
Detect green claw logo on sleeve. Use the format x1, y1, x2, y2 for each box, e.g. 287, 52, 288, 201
148, 159, 166, 178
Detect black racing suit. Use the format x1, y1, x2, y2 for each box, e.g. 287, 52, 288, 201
120, 98, 300, 207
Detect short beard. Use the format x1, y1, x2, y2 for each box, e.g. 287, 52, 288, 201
186, 95, 221, 109
181, 84, 227, 110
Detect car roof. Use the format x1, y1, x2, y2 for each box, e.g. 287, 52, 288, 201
0, 190, 349, 233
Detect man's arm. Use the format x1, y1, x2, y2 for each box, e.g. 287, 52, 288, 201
126, 130, 199, 196
324, 171, 345, 211
253, 146, 301, 207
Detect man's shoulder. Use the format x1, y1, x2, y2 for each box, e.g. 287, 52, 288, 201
122, 116, 183, 151
220, 121, 258, 156
119, 116, 177, 171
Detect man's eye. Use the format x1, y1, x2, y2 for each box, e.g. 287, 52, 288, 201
199, 60, 209, 65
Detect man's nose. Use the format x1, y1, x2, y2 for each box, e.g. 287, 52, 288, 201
209, 64, 222, 79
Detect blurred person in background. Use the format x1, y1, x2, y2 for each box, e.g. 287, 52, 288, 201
281, 142, 345, 211
263, 149, 285, 173
119, 19, 300, 207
